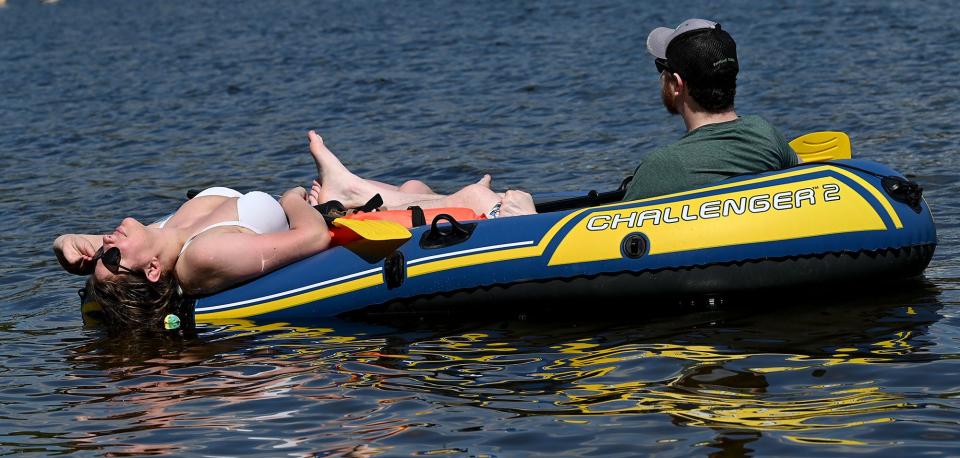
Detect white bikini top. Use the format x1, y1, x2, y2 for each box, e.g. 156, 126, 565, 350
172, 187, 290, 257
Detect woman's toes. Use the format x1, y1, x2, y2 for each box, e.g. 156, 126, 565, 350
477, 174, 492, 188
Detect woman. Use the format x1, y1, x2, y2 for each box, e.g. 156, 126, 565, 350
55, 131, 536, 332
56, 184, 332, 332
55, 131, 342, 333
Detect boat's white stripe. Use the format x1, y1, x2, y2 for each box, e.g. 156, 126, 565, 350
195, 267, 384, 312
197, 241, 536, 313
406, 241, 536, 265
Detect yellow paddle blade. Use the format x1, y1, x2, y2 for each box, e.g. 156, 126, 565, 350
332, 218, 412, 241
790, 131, 852, 163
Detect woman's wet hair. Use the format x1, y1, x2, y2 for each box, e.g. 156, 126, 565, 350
90, 272, 194, 335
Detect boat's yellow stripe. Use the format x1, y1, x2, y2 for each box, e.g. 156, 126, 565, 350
197, 273, 383, 319
408, 245, 542, 277
832, 168, 902, 228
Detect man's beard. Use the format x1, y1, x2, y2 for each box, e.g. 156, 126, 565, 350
661, 78, 679, 115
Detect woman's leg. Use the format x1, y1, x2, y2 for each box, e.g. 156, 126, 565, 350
391, 181, 503, 216
306, 131, 437, 197
308, 130, 493, 211
367, 178, 437, 195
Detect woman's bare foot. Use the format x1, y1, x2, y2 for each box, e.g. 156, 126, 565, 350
476, 174, 492, 188
308, 130, 381, 207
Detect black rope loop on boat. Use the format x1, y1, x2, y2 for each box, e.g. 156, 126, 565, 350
881, 176, 924, 213
420, 213, 477, 249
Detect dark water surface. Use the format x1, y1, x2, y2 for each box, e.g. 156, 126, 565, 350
2, 0, 959, 456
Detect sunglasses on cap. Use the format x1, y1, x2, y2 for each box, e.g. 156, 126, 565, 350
655, 58, 672, 74
92, 246, 141, 276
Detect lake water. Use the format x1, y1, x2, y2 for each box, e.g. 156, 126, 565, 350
1, 0, 959, 456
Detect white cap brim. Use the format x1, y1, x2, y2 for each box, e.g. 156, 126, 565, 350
646, 27, 674, 59
646, 19, 718, 58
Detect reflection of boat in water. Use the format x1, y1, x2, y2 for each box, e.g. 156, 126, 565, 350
191, 160, 936, 321
191, 285, 945, 435
64, 283, 945, 455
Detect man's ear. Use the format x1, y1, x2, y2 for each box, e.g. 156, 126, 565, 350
669, 72, 685, 94
145, 257, 162, 283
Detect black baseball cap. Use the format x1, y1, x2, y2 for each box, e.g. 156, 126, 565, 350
646, 19, 738, 87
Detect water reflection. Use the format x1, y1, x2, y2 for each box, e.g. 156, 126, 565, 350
43, 283, 945, 455
365, 298, 935, 431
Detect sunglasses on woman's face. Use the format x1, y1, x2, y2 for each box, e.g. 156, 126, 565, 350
93, 246, 141, 276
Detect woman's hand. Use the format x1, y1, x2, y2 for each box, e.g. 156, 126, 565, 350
53, 234, 102, 275
281, 186, 308, 203
277, 185, 331, 253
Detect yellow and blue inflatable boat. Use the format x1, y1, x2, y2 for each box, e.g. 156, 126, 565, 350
190, 159, 936, 321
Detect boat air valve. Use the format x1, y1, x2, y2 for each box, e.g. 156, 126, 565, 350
383, 251, 406, 289
420, 214, 477, 249
621, 233, 648, 259
881, 176, 923, 213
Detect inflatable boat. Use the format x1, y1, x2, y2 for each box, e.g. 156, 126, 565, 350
185, 158, 935, 321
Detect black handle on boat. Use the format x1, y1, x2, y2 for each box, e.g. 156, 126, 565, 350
533, 176, 631, 213
534, 188, 626, 213
881, 176, 924, 213
420, 214, 477, 249
383, 251, 406, 289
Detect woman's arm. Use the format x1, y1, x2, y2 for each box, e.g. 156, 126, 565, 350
177, 187, 332, 295
53, 234, 104, 275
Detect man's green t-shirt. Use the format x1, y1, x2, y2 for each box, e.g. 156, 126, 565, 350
623, 115, 798, 200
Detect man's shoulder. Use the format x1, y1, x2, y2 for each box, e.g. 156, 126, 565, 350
735, 115, 798, 165
734, 115, 792, 145
738, 115, 777, 130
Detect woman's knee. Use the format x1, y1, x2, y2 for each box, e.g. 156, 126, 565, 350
399, 180, 433, 194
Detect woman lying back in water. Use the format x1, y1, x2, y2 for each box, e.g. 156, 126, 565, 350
54, 131, 537, 332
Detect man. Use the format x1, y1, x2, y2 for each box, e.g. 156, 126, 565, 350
623, 18, 798, 200
498, 19, 798, 212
